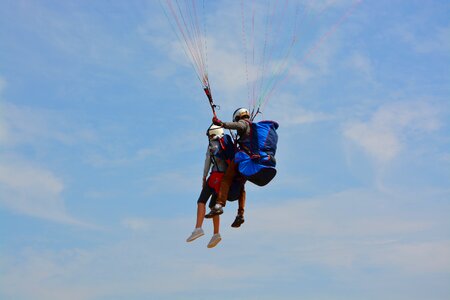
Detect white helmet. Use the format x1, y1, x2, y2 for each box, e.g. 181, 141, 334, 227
232, 107, 250, 122
207, 124, 224, 139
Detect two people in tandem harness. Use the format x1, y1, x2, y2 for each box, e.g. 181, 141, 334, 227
186, 108, 279, 248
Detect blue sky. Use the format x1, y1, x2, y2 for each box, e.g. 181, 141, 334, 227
1, 0, 449, 299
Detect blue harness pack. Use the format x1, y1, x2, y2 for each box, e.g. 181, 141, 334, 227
235, 120, 279, 186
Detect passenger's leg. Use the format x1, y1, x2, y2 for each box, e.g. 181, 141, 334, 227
207, 194, 222, 248
195, 203, 206, 228
187, 185, 211, 242
212, 215, 220, 234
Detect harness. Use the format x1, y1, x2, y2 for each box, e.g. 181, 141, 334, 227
207, 135, 235, 193
237, 119, 278, 166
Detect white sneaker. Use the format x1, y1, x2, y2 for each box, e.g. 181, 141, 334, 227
186, 228, 204, 242
207, 233, 222, 248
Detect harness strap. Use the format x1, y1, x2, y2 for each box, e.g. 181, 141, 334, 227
210, 137, 230, 173
237, 119, 258, 158
210, 155, 221, 172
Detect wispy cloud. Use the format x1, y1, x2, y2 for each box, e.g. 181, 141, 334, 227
245, 188, 435, 237
0, 158, 90, 226
152, 0, 352, 109
1, 100, 163, 170
343, 101, 441, 164
1, 187, 448, 300
121, 217, 152, 231
14, 1, 137, 68
346, 51, 374, 81
267, 93, 332, 126
394, 23, 450, 54
371, 240, 450, 273
0, 88, 95, 226
2, 2, 449, 299
141, 168, 201, 197
85, 146, 159, 168
235, 187, 449, 273
0, 102, 95, 147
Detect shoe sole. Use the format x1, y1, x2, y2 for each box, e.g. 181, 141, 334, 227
186, 232, 204, 242
231, 218, 245, 228
207, 237, 222, 248
205, 210, 223, 219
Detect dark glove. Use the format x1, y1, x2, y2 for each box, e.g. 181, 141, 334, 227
212, 116, 223, 126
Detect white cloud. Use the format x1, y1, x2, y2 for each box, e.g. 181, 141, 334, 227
0, 232, 256, 300
371, 241, 450, 273
139, 2, 251, 109
121, 217, 152, 231
141, 168, 200, 197
240, 188, 449, 273
0, 159, 89, 226
343, 101, 441, 164
0, 83, 94, 226
16, 1, 136, 68
85, 146, 159, 168
0, 248, 101, 300
285, 106, 331, 125
153, 0, 328, 109
288, 25, 343, 87
344, 120, 401, 163
418, 26, 450, 53
0, 102, 95, 147
346, 51, 373, 80
86, 126, 206, 168
245, 189, 433, 238
264, 93, 332, 126
207, 38, 247, 100
395, 24, 450, 54
1, 187, 448, 300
